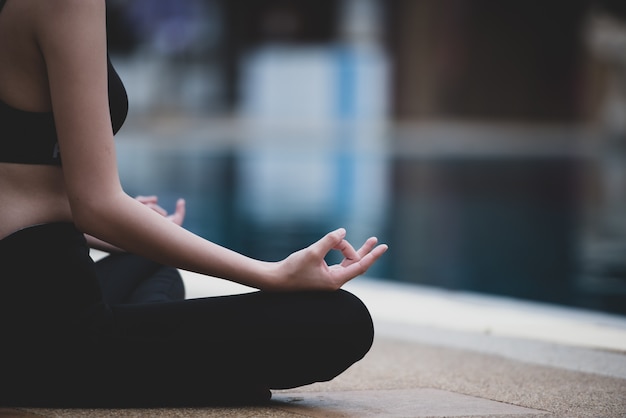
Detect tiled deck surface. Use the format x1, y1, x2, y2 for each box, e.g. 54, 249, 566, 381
2, 264, 625, 417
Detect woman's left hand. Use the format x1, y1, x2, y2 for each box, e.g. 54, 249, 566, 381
272, 228, 388, 291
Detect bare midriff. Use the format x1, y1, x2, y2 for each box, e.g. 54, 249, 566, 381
0, 163, 73, 239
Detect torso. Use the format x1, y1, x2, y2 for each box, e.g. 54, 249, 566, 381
0, 1, 71, 239
0, 164, 72, 239
0, 0, 127, 240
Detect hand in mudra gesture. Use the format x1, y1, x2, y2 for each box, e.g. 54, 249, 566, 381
274, 228, 388, 292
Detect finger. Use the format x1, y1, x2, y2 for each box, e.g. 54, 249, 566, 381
175, 198, 186, 215
331, 243, 388, 283
335, 239, 360, 264
356, 237, 378, 258
340, 237, 378, 267
136, 195, 158, 204
168, 198, 186, 226
309, 228, 347, 258
146, 203, 168, 217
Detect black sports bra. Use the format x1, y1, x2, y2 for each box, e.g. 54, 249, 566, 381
0, 0, 129, 166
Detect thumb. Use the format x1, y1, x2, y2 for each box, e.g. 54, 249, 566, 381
168, 198, 186, 226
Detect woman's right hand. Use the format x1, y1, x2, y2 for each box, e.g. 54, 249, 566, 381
136, 195, 186, 226
270, 228, 388, 292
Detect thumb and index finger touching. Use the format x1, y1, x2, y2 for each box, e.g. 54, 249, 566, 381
311, 227, 388, 277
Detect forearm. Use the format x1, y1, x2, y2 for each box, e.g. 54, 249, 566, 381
74, 191, 278, 289
84, 234, 124, 253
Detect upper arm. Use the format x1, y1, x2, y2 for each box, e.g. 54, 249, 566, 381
35, 0, 123, 210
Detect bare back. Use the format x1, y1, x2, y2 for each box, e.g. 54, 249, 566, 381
0, 0, 73, 239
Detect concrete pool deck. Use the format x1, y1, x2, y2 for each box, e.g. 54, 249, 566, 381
2, 265, 625, 417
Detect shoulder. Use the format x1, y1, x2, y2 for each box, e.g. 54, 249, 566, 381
37, 0, 105, 13
32, 0, 107, 53
1, 0, 104, 31
33, 0, 106, 34
13, 0, 106, 20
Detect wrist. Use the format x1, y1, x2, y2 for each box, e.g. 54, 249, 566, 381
255, 259, 284, 291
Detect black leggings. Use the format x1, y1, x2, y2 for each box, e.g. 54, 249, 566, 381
95, 251, 185, 305
0, 223, 374, 407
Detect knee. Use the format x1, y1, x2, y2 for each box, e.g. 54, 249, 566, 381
332, 289, 375, 361
304, 290, 374, 384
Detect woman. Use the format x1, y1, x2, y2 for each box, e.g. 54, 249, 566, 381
0, 0, 388, 407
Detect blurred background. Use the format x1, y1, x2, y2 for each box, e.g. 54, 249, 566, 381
105, 0, 626, 315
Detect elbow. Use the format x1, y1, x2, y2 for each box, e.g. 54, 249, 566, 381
69, 197, 99, 233
62, 167, 127, 234
67, 191, 121, 235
